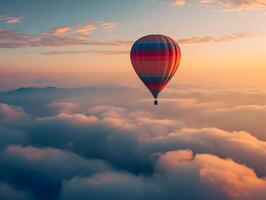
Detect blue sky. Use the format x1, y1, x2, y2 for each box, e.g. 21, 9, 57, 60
1, 0, 265, 36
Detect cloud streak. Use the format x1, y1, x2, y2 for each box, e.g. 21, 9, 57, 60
0, 14, 256, 50
178, 33, 255, 44
169, 0, 187, 6
200, 0, 266, 11
38, 32, 255, 55
169, 0, 266, 10
41, 49, 130, 56
0, 20, 118, 48
0, 15, 24, 24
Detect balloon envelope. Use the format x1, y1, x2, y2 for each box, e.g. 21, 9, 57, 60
130, 34, 181, 104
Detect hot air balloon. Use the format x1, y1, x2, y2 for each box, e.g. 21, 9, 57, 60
130, 34, 181, 105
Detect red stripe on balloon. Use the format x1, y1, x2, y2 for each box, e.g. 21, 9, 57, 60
144, 82, 168, 91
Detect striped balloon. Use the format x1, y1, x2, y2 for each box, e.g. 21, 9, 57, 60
130, 34, 181, 105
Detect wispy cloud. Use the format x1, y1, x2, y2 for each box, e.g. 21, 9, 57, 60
169, 0, 186, 6
50, 22, 117, 37
50, 26, 71, 36
178, 33, 255, 44
0, 20, 119, 48
37, 32, 255, 55
86, 39, 132, 46
200, 0, 266, 11
0, 21, 256, 50
41, 49, 129, 56
100, 22, 118, 31
0, 15, 24, 24
0, 28, 88, 48
169, 0, 266, 10
75, 23, 97, 36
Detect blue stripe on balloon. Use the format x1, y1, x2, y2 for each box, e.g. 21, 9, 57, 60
132, 42, 173, 52
139, 75, 164, 84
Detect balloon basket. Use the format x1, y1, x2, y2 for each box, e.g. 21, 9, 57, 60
154, 99, 158, 105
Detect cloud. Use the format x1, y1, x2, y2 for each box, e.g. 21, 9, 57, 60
60, 150, 266, 200
0, 85, 266, 199
0, 18, 256, 50
0, 145, 111, 199
74, 22, 117, 36
39, 32, 255, 55
146, 127, 266, 176
0, 21, 119, 48
40, 113, 99, 125
100, 22, 118, 31
0, 15, 24, 24
16, 103, 264, 178
75, 23, 97, 36
169, 0, 266, 10
0, 103, 27, 125
0, 127, 29, 149
50, 26, 71, 36
178, 33, 255, 44
50, 21, 117, 37
61, 171, 165, 200
200, 0, 266, 11
152, 86, 266, 140
201, 105, 266, 140
156, 150, 266, 200
0, 182, 33, 200
49, 102, 80, 114
0, 28, 87, 48
169, 0, 187, 6
6, 145, 62, 160
40, 49, 130, 56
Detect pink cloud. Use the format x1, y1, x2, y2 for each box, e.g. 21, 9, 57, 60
50, 26, 71, 36
70, 21, 117, 36
0, 15, 24, 24
200, 0, 266, 11
75, 23, 97, 36
170, 0, 186, 6
0, 20, 119, 48
148, 127, 266, 176
178, 33, 255, 44
0, 103, 26, 124
0, 20, 255, 50
100, 22, 118, 31
156, 150, 193, 169
157, 150, 266, 200
40, 113, 99, 125
49, 102, 80, 114
169, 0, 266, 10
39, 32, 255, 55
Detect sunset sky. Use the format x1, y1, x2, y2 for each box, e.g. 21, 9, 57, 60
1, 0, 266, 90
1, 1, 266, 200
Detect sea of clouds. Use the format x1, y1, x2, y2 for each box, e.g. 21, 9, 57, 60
0, 83, 265, 200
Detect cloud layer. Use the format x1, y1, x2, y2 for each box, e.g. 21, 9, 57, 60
0, 84, 265, 199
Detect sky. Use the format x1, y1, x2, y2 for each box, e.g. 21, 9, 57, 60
0, 0, 266, 90
1, 1, 266, 200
